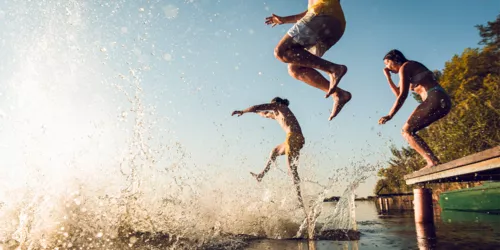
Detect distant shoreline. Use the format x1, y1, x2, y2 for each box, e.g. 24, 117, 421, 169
323, 196, 377, 202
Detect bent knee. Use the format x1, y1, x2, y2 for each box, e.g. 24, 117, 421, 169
272, 146, 285, 156
274, 46, 284, 60
288, 64, 305, 79
271, 147, 280, 156
401, 125, 416, 137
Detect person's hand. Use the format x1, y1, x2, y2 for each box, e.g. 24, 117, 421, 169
265, 14, 285, 27
378, 115, 392, 125
383, 68, 392, 78
232, 110, 244, 117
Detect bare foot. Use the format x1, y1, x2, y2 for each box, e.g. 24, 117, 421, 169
329, 90, 352, 120
325, 65, 348, 98
250, 172, 263, 182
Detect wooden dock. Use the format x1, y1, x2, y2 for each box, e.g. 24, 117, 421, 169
377, 192, 413, 198
404, 146, 500, 185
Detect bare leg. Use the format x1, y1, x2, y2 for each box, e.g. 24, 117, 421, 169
287, 151, 313, 239
288, 64, 351, 120
402, 130, 440, 168
250, 144, 285, 182
288, 154, 304, 206
403, 91, 451, 169
275, 34, 347, 99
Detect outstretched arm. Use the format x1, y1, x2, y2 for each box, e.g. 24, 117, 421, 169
379, 66, 410, 124
257, 111, 276, 119
232, 103, 276, 117
282, 10, 308, 23
265, 10, 308, 26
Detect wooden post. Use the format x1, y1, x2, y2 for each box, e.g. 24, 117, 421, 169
413, 188, 434, 224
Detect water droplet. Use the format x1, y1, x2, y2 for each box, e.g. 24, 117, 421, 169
129, 236, 138, 244
163, 5, 179, 19
163, 53, 172, 61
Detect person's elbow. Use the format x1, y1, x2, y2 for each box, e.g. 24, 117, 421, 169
397, 92, 408, 103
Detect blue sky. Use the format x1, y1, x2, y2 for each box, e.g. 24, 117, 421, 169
1, 0, 499, 197
141, 0, 499, 196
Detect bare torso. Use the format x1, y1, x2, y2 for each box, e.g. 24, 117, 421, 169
272, 105, 303, 135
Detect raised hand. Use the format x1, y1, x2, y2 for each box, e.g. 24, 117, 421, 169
232, 110, 244, 117
265, 14, 285, 27
378, 115, 392, 125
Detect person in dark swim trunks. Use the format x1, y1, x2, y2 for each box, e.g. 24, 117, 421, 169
379, 49, 452, 170
265, 0, 351, 120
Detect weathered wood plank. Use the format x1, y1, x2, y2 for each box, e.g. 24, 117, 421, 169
405, 146, 500, 180
405, 157, 500, 185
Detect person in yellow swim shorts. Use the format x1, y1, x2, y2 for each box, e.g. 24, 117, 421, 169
285, 132, 305, 158
232, 97, 306, 202
265, 0, 352, 121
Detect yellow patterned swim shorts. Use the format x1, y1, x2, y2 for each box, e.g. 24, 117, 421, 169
285, 132, 305, 156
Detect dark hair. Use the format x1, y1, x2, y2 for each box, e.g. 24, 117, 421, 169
271, 97, 289, 106
383, 49, 408, 65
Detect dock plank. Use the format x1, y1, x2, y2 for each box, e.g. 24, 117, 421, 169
404, 146, 500, 185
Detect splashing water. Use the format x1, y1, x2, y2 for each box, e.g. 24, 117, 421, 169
0, 1, 198, 248
294, 159, 380, 239
0, 1, 383, 249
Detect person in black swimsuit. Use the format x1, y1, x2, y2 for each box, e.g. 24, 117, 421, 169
379, 49, 452, 170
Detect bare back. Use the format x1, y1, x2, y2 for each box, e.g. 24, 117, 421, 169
272, 105, 303, 135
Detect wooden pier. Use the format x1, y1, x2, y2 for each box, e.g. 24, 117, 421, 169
404, 146, 500, 185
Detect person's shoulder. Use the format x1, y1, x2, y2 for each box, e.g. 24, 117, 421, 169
407, 60, 428, 69
400, 61, 417, 73
274, 104, 289, 113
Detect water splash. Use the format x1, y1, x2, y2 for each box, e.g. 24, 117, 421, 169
294, 159, 381, 239
0, 1, 384, 249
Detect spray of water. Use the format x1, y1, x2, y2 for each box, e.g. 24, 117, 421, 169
0, 1, 385, 249
292, 157, 381, 239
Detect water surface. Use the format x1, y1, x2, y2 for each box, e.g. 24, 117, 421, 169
247, 201, 500, 250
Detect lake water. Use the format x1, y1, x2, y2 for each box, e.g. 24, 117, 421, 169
247, 201, 500, 250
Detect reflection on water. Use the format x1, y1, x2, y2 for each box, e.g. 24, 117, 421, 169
376, 196, 413, 215
246, 240, 359, 250
247, 201, 500, 250
415, 223, 436, 250
441, 209, 500, 224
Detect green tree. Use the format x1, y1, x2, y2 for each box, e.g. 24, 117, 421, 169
476, 14, 500, 50
375, 146, 423, 194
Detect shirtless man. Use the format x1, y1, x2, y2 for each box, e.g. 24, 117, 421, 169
266, 0, 351, 120
231, 97, 305, 200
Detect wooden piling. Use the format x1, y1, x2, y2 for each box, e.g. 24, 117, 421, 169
413, 188, 434, 224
